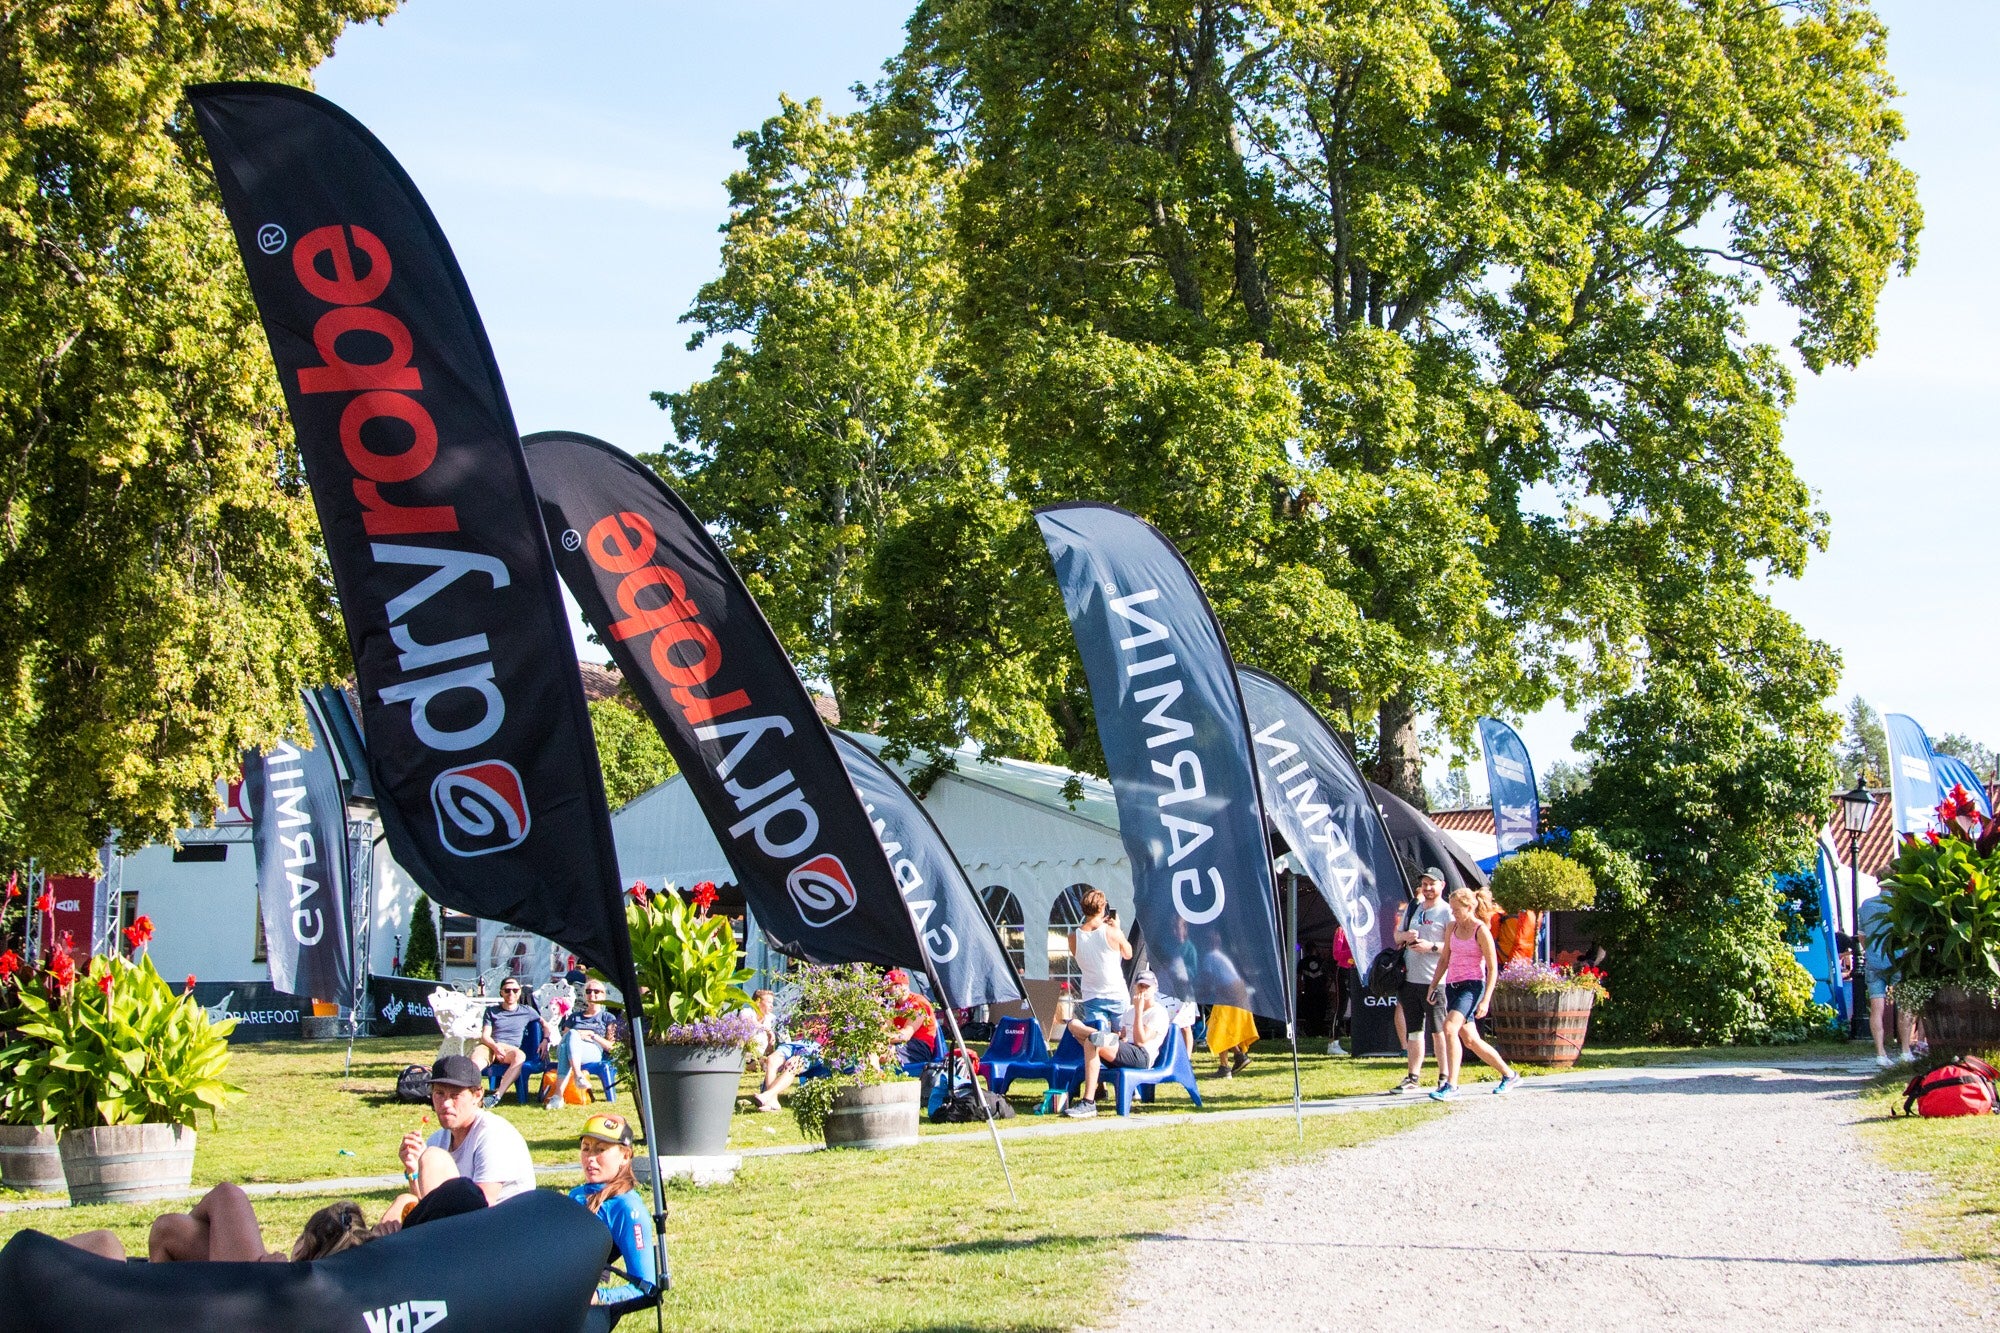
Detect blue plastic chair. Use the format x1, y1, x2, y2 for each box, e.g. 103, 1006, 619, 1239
578, 1052, 618, 1103
978, 1015, 1054, 1093
1107, 1022, 1203, 1116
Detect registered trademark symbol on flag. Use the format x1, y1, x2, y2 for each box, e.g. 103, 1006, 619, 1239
256, 223, 287, 254
561, 528, 583, 552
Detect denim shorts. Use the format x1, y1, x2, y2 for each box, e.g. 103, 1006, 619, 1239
1077, 996, 1129, 1033
1442, 980, 1485, 1018
1866, 974, 1888, 1002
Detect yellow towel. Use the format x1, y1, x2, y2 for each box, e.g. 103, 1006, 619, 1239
1206, 1003, 1258, 1057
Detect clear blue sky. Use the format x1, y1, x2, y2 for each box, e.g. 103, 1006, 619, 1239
316, 1, 1994, 791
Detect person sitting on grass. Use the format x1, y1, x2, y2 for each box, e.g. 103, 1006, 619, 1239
386, 1054, 536, 1226
884, 969, 938, 1067
546, 977, 621, 1107
750, 988, 805, 1112
1063, 969, 1171, 1119
62, 1187, 386, 1263
477, 978, 540, 1106
566, 1112, 658, 1304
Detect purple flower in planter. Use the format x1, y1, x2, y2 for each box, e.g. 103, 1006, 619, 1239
658, 1011, 762, 1049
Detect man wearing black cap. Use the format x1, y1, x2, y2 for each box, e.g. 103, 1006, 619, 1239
395, 1054, 537, 1217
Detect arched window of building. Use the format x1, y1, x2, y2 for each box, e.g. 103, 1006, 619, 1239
1046, 884, 1089, 987
979, 886, 1027, 975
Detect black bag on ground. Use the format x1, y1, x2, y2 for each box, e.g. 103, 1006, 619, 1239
395, 1064, 433, 1104
932, 1087, 1016, 1124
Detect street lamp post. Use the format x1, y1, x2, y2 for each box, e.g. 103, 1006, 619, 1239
1840, 774, 1875, 1040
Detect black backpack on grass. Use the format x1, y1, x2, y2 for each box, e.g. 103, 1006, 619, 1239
394, 1064, 432, 1105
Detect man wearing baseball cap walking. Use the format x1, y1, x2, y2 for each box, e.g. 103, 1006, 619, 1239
394, 1054, 537, 1221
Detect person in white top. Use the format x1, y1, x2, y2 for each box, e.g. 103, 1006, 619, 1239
1064, 970, 1170, 1118
1067, 887, 1132, 1036
394, 1054, 538, 1218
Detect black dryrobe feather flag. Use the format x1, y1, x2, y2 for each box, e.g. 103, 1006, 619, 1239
242, 694, 353, 1001
189, 84, 636, 998
832, 731, 1026, 1009
1237, 668, 1409, 979
1034, 503, 1288, 1017
521, 430, 926, 971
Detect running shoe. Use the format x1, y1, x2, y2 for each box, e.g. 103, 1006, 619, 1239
1875, 1054, 1896, 1068
1493, 1072, 1520, 1095
1428, 1084, 1457, 1102
1063, 1100, 1098, 1119
1393, 1074, 1420, 1095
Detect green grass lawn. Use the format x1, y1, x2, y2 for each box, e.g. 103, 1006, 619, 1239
1855, 1050, 2000, 1280
0, 1030, 1894, 1330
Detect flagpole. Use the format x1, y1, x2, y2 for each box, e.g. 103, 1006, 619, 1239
921, 958, 1017, 1204
625, 1009, 674, 1321
1286, 872, 1302, 1142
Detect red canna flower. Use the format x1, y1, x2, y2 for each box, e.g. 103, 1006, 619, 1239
123, 914, 155, 951
691, 880, 718, 913
32, 891, 51, 914
0, 951, 17, 980
628, 882, 649, 903
1925, 830, 1942, 845
96, 972, 113, 996
5, 871, 17, 898
48, 950, 75, 989
184, 974, 198, 992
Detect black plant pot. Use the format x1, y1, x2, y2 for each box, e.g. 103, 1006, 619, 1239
642, 1044, 744, 1157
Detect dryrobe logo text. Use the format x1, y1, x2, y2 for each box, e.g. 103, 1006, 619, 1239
431, 760, 531, 857
582, 509, 845, 923
786, 853, 858, 927
1108, 587, 1227, 926
284, 223, 522, 833
361, 1301, 447, 1333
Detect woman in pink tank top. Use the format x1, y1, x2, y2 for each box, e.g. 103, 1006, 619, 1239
1425, 888, 1519, 1101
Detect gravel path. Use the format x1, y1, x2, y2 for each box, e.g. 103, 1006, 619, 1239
1099, 1064, 1988, 1331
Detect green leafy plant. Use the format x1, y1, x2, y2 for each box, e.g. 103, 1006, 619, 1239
1877, 786, 2000, 1005
782, 963, 901, 1140
1490, 849, 1598, 913
0, 950, 242, 1131
402, 893, 440, 981
627, 881, 754, 1037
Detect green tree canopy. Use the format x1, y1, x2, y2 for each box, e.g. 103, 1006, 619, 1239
1838, 695, 1889, 787
589, 695, 678, 810
667, 1, 1918, 807
0, 1, 396, 870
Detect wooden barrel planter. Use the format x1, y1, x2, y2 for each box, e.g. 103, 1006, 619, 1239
59, 1124, 197, 1205
1485, 988, 1595, 1068
1922, 987, 2000, 1052
0, 1126, 65, 1193
824, 1079, 920, 1150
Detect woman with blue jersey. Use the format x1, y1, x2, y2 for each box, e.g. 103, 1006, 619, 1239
565, 1113, 656, 1304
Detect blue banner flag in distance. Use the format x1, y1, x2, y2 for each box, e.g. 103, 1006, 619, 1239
1476, 717, 1541, 857
243, 697, 353, 1000
832, 732, 1027, 1008
1813, 836, 1850, 1025
1929, 752, 1991, 818
190, 85, 635, 999
1033, 503, 1287, 1017
1884, 714, 1943, 837
1238, 669, 1409, 979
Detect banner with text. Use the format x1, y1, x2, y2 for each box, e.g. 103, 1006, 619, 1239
1238, 669, 1408, 980
832, 731, 1026, 1008
1884, 713, 1943, 837
1477, 717, 1541, 857
243, 699, 353, 999
191, 85, 635, 998
522, 430, 924, 970
1035, 503, 1286, 1017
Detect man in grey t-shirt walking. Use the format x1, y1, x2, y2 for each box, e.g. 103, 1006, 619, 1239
1391, 869, 1452, 1094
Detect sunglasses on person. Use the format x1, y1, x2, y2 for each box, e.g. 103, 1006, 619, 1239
500, 984, 521, 994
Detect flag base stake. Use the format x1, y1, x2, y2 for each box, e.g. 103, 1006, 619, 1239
626, 1011, 674, 1331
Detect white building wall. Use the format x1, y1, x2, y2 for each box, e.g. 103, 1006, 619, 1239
110, 833, 262, 986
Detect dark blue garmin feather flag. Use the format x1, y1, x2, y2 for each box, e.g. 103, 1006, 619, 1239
1034, 503, 1286, 1017
1477, 717, 1541, 857
1238, 669, 1408, 980
243, 697, 353, 1001
833, 732, 1027, 1008
189, 84, 636, 1000
521, 430, 925, 971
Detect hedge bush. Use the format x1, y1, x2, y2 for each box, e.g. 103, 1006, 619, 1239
1490, 848, 1597, 913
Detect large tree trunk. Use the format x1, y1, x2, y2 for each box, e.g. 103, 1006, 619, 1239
1373, 693, 1426, 809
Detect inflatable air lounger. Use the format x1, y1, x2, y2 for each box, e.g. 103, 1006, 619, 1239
0, 1189, 648, 1332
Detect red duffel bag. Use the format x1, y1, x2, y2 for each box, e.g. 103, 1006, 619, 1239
1898, 1056, 1999, 1118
